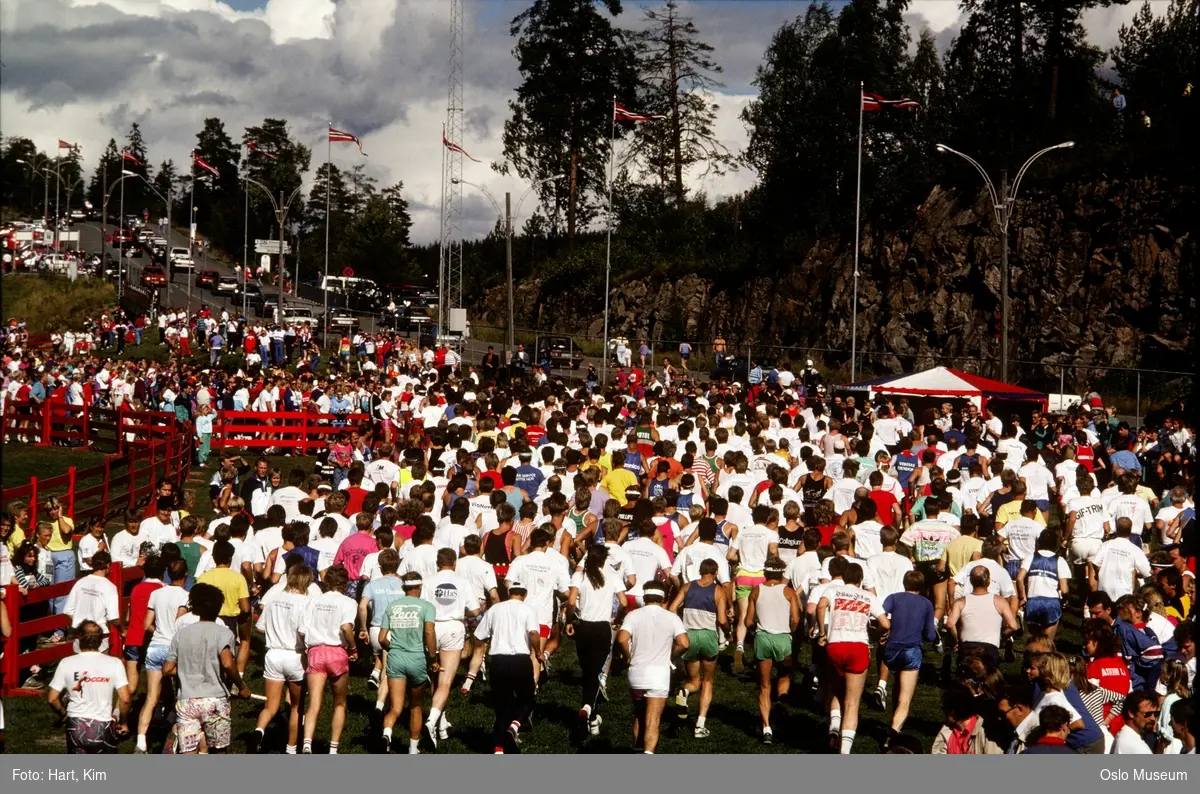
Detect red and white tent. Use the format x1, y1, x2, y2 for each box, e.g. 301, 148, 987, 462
846, 366, 1047, 411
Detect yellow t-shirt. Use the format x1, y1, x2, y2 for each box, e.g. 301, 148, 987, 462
46, 516, 76, 552
995, 501, 1046, 528
5, 526, 27, 555
602, 468, 638, 506
197, 566, 250, 617
942, 535, 984, 577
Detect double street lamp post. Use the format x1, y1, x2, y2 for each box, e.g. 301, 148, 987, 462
243, 178, 303, 323
935, 141, 1074, 382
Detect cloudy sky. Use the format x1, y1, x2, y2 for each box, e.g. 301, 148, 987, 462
0, 0, 1152, 243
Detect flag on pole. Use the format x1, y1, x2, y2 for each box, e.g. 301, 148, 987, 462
246, 140, 276, 159
329, 127, 367, 155
121, 150, 143, 166
57, 139, 79, 151
441, 128, 481, 162
192, 151, 219, 178
614, 102, 666, 122
862, 92, 920, 111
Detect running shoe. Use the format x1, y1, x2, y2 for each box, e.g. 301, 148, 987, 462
732, 648, 744, 674
438, 718, 451, 742
367, 671, 380, 691
694, 725, 710, 739
507, 721, 523, 748
867, 688, 886, 711
422, 719, 439, 750
588, 715, 602, 737
381, 735, 391, 755
674, 689, 689, 709
247, 730, 262, 755
762, 727, 773, 745
598, 676, 609, 701
302, 745, 313, 754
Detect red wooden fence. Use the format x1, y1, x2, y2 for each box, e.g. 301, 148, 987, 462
2, 562, 143, 697
211, 410, 372, 454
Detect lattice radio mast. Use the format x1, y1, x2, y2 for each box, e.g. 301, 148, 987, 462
438, 0, 465, 333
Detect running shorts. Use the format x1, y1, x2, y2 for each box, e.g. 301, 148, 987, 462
735, 572, 766, 601
538, 624, 552, 639
176, 697, 231, 753
825, 641, 870, 675
263, 649, 305, 683
65, 717, 118, 754
1033, 499, 1050, 513
386, 650, 429, 685
435, 621, 466, 652
306, 645, 350, 677
915, 560, 948, 586
144, 643, 170, 672
682, 629, 719, 661
369, 626, 384, 654
123, 643, 145, 663
630, 687, 670, 701
1024, 596, 1063, 628
754, 631, 793, 663
882, 644, 923, 672
1068, 538, 1102, 566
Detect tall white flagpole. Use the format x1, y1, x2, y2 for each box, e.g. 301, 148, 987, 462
438, 124, 447, 338
851, 81, 864, 384
601, 96, 617, 386
324, 124, 331, 345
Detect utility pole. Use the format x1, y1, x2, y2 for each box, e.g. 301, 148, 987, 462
277, 189, 286, 319
505, 191, 514, 357
999, 170, 1010, 383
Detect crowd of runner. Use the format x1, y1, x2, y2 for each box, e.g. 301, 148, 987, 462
0, 306, 1196, 756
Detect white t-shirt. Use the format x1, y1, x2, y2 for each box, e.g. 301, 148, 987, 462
1021, 690, 1082, 742
785, 551, 822, 600
731, 524, 780, 573
999, 518, 1042, 564
1019, 462, 1055, 502
1108, 495, 1154, 534
1093, 537, 1152, 600
474, 598, 539, 656
830, 477, 859, 515
434, 520, 474, 555
1019, 551, 1071, 600
865, 551, 914, 602
506, 550, 570, 625
49, 651, 129, 721
139, 517, 177, 549
623, 537, 672, 597
422, 569, 472, 622
64, 574, 120, 629
821, 584, 884, 645
1111, 724, 1153, 754
671, 543, 730, 585
953, 558, 1016, 599
258, 585, 311, 651
455, 555, 499, 607
622, 605, 685, 692
1067, 494, 1110, 540
269, 487, 308, 523
147, 584, 191, 647
77, 534, 106, 571
300, 590, 356, 648
571, 569, 624, 623
109, 530, 145, 567
399, 544, 440, 580
852, 521, 885, 560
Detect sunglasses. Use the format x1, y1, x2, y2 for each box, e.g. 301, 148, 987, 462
1140, 710, 1159, 717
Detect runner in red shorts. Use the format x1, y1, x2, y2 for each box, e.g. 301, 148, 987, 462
816, 563, 888, 755
299, 565, 358, 754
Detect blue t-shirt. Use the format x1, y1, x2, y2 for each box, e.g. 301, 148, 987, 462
363, 575, 408, 627
892, 452, 920, 491
1109, 449, 1142, 473
882, 592, 937, 648
514, 465, 544, 500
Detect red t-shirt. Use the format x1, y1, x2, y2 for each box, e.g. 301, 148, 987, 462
394, 523, 416, 543
525, 425, 546, 447
869, 490, 899, 525
344, 486, 371, 516
124, 579, 163, 647
479, 471, 503, 491
1076, 445, 1095, 472
816, 523, 838, 548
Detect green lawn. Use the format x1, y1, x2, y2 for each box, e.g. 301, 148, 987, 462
3, 450, 1086, 754
0, 445, 110, 489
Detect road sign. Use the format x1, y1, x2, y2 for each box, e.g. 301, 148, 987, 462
342, 267, 354, 278
254, 239, 292, 255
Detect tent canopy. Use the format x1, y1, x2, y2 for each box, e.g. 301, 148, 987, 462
845, 366, 1047, 403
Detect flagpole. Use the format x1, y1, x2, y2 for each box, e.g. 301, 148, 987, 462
438, 123, 447, 340
602, 96, 616, 386
54, 152, 62, 252
324, 124, 331, 347
851, 81, 864, 384
118, 164, 125, 300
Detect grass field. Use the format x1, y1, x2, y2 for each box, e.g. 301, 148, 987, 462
2, 449, 1087, 754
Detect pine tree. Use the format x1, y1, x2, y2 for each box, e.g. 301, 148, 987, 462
629, 0, 731, 206
87, 139, 121, 220
500, 0, 640, 240
122, 123, 152, 215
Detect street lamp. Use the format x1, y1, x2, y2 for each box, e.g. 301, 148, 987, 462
243, 177, 304, 324
453, 174, 564, 363
99, 171, 139, 297
935, 141, 1074, 382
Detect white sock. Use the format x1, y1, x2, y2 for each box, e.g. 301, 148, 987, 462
285, 745, 296, 754
697, 716, 706, 728
829, 710, 842, 733
876, 680, 888, 694
462, 675, 475, 692
510, 720, 521, 735
427, 707, 442, 725
408, 739, 420, 754
383, 727, 393, 740
644, 750, 654, 754
581, 704, 592, 717
303, 739, 312, 751
840, 730, 856, 754
136, 734, 147, 751
329, 741, 339, 755
736, 643, 744, 652
375, 696, 386, 710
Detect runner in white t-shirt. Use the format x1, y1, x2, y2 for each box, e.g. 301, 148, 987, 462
298, 565, 358, 754
421, 549, 480, 748
1092, 519, 1152, 601
249, 562, 315, 754
505, 530, 570, 667
48, 621, 131, 753
616, 581, 687, 754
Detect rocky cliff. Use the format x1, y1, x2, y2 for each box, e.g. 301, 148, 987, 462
474, 177, 1194, 388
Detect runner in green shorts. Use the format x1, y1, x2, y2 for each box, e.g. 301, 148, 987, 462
667, 560, 728, 738
745, 557, 800, 744
378, 573, 437, 754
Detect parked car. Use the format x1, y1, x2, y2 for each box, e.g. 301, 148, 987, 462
539, 335, 585, 370
326, 308, 360, 331
141, 266, 167, 287
197, 269, 219, 289
280, 305, 317, 326
237, 282, 264, 307
215, 275, 238, 295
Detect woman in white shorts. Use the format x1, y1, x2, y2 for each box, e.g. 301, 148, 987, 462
249, 563, 315, 754
420, 549, 480, 748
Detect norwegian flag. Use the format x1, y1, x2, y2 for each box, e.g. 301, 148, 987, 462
329, 126, 367, 155
441, 127, 481, 163
192, 151, 219, 178
58, 139, 79, 151
614, 102, 666, 123
862, 92, 920, 111
121, 150, 143, 166
246, 140, 276, 159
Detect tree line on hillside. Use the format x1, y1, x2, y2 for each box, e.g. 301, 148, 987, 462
1, 0, 1196, 312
